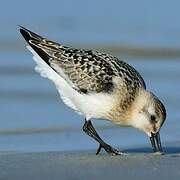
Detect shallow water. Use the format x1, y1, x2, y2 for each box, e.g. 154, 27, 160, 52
0, 0, 180, 152
0, 51, 179, 152
1, 0, 180, 49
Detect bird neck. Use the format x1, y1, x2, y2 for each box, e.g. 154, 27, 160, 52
107, 88, 150, 126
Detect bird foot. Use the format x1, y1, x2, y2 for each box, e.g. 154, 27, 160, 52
96, 144, 126, 156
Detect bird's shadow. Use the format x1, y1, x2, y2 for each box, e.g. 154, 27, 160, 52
124, 146, 180, 154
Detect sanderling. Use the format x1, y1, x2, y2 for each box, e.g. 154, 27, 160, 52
19, 26, 166, 155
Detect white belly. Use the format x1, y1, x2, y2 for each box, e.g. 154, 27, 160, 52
27, 46, 115, 120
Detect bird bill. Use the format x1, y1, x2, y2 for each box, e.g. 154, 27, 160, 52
150, 132, 163, 153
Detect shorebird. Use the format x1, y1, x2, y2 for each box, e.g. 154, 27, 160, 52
19, 26, 166, 155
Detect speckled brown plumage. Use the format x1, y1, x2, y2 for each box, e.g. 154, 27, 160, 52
20, 26, 167, 155
20, 26, 146, 96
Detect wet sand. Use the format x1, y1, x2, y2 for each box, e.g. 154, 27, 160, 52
0, 142, 180, 180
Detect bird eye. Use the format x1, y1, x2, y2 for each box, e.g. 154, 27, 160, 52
150, 115, 156, 122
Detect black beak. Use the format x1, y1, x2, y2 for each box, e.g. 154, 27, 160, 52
150, 132, 163, 152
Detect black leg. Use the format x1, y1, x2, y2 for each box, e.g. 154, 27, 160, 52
83, 119, 123, 155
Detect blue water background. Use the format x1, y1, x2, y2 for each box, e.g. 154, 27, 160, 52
0, 0, 179, 152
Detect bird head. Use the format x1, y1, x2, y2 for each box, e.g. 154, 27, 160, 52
130, 89, 166, 153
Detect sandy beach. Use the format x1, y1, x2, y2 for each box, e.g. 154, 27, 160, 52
0, 142, 180, 180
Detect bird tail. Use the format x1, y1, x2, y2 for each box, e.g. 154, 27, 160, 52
19, 26, 64, 66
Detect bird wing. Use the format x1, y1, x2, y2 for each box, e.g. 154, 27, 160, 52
20, 26, 146, 94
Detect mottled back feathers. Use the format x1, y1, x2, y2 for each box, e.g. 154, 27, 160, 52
20, 27, 146, 95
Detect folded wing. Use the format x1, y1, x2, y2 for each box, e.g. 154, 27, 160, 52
20, 26, 146, 95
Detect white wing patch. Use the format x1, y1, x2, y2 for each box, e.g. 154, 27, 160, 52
26, 46, 79, 112
26, 46, 116, 120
